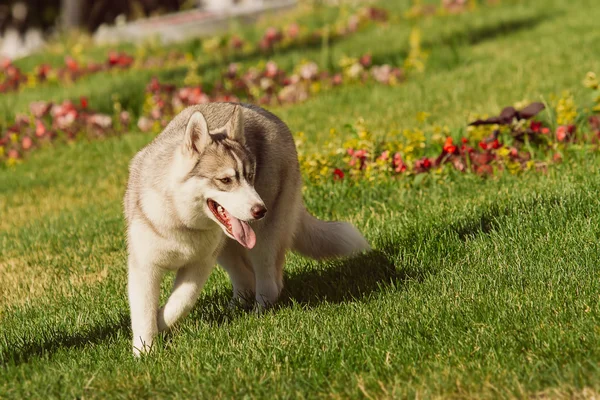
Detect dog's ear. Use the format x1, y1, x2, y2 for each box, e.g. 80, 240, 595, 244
225, 105, 244, 142
184, 111, 210, 156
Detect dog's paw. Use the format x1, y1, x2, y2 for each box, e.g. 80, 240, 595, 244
229, 291, 256, 311
132, 337, 154, 358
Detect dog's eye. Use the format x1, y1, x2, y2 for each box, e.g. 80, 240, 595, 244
219, 177, 233, 184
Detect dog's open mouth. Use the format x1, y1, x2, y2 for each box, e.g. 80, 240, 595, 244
207, 199, 256, 249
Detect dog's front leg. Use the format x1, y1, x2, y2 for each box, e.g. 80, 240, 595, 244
157, 259, 215, 332
128, 256, 163, 357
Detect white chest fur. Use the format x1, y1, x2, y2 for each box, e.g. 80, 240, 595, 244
128, 219, 224, 270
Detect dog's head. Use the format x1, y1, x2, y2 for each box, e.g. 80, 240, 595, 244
175, 106, 266, 249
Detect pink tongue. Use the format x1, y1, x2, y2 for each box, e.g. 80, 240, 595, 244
225, 210, 256, 249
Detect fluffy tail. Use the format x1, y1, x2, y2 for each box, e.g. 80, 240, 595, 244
292, 208, 371, 260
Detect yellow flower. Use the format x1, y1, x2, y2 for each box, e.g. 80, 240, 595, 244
514, 99, 531, 110
310, 82, 321, 94
555, 91, 577, 125
415, 111, 430, 123
583, 72, 598, 90
404, 27, 428, 73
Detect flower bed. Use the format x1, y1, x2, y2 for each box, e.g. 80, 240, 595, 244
136, 55, 405, 132
296, 73, 600, 183
2, 71, 599, 183
0, 6, 389, 94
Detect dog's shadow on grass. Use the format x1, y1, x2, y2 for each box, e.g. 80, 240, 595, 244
281, 248, 418, 306
5, 191, 532, 366
2, 244, 420, 366
190, 245, 428, 326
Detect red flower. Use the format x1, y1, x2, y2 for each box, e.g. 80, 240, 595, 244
414, 157, 432, 171
556, 125, 569, 142
359, 54, 372, 68
264, 27, 280, 42
80, 96, 88, 109
37, 64, 51, 79
541, 127, 550, 134
443, 137, 457, 154
333, 168, 345, 180
480, 139, 501, 150
230, 36, 244, 49
553, 153, 563, 163
108, 51, 118, 65
461, 137, 468, 144
65, 56, 79, 72
530, 121, 542, 132
460, 144, 474, 153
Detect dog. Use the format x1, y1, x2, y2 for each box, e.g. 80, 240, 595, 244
124, 103, 370, 356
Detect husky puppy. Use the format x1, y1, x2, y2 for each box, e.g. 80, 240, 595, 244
124, 103, 370, 355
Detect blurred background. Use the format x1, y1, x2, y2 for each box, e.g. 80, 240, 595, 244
0, 0, 305, 59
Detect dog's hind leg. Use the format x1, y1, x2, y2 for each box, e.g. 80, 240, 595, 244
218, 242, 256, 307
157, 261, 214, 332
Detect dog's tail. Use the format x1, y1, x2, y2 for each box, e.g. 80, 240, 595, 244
292, 208, 371, 260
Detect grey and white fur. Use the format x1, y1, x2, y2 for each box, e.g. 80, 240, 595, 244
124, 103, 370, 356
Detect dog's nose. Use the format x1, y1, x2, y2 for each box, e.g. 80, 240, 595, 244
251, 204, 267, 220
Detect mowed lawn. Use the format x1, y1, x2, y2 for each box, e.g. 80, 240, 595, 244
1, 0, 600, 398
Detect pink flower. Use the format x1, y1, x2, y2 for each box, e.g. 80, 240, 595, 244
287, 23, 300, 39
299, 62, 318, 80
22, 136, 33, 150
137, 117, 153, 132
7, 149, 19, 159
354, 149, 367, 158
88, 114, 112, 129
35, 120, 46, 137
30, 101, 52, 118
265, 61, 279, 78
393, 152, 407, 173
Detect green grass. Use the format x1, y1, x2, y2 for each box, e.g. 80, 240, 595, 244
1, 0, 600, 398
